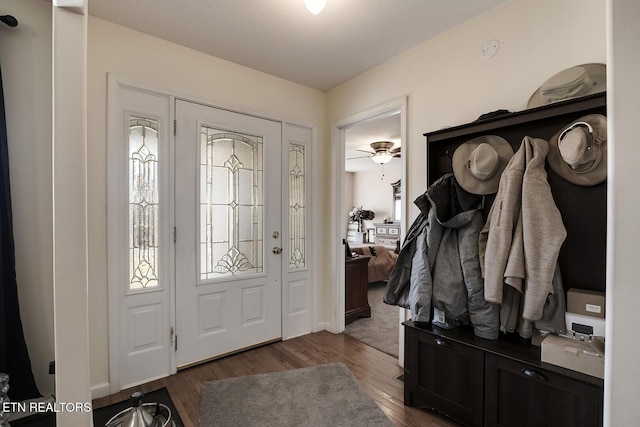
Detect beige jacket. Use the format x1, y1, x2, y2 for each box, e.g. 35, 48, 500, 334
479, 136, 566, 322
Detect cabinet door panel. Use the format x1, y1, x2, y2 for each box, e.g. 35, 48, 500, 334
485, 354, 602, 427
344, 257, 371, 324
405, 327, 484, 427
377, 237, 397, 246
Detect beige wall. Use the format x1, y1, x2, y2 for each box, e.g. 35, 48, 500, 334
327, 0, 606, 222
351, 165, 401, 226
0, 0, 54, 397
87, 17, 326, 389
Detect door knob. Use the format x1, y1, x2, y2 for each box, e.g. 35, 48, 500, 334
272, 246, 282, 254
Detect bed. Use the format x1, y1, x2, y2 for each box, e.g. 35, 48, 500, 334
351, 245, 398, 283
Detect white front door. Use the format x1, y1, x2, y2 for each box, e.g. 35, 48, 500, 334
174, 100, 283, 367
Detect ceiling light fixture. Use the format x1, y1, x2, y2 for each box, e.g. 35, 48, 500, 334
371, 152, 393, 165
305, 0, 326, 15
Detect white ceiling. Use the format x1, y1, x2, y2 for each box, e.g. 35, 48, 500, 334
88, 0, 507, 92
88, 0, 508, 172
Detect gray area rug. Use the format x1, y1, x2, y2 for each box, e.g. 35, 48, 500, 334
199, 362, 393, 427
344, 281, 399, 358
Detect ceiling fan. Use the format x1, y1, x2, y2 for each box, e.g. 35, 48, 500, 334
349, 141, 401, 164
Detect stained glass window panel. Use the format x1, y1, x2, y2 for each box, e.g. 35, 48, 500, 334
289, 144, 306, 269
200, 129, 263, 280
129, 117, 160, 290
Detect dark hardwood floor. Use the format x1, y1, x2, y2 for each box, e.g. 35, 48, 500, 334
93, 331, 460, 427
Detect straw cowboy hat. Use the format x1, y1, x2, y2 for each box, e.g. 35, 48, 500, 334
452, 135, 514, 195
527, 63, 606, 109
548, 114, 607, 186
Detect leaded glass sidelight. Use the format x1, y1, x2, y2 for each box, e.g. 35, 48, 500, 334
129, 117, 160, 290
200, 128, 263, 280
289, 144, 306, 269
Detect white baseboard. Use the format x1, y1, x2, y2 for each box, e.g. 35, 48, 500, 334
315, 321, 331, 332
90, 382, 111, 400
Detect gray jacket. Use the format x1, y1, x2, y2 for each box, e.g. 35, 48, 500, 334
384, 174, 499, 340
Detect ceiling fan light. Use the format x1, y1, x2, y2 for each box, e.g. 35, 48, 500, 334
371, 152, 393, 164
305, 0, 326, 15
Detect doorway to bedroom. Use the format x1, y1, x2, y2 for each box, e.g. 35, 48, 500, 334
337, 98, 406, 359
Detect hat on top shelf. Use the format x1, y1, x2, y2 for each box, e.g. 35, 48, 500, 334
547, 114, 607, 186
527, 63, 606, 109
452, 135, 514, 195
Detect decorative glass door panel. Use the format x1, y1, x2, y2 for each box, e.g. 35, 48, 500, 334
129, 117, 160, 290
200, 129, 263, 281
288, 143, 306, 269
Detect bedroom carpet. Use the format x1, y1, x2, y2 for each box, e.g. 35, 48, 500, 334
343, 281, 399, 358
199, 362, 393, 427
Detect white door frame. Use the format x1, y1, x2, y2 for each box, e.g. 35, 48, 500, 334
331, 96, 408, 363
107, 74, 315, 392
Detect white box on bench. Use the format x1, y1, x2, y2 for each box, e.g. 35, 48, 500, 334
541, 334, 605, 379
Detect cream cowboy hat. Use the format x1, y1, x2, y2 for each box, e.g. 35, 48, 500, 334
548, 114, 607, 186
527, 63, 606, 109
452, 135, 514, 195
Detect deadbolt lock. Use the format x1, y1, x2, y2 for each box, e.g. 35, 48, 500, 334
272, 231, 280, 239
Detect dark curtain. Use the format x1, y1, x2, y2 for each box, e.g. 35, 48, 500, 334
0, 64, 41, 401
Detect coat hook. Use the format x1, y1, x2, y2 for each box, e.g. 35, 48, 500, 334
445, 149, 453, 169
0, 15, 18, 28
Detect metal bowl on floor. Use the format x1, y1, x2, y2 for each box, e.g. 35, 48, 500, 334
105, 391, 175, 427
